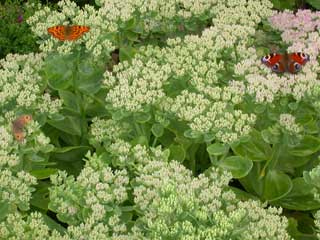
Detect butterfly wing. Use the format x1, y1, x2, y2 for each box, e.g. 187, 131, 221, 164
48, 26, 67, 41
12, 114, 32, 142
66, 25, 90, 41
261, 53, 286, 73
287, 52, 310, 73
13, 128, 25, 142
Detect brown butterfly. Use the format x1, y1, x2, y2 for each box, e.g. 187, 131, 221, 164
47, 25, 90, 41
12, 114, 32, 142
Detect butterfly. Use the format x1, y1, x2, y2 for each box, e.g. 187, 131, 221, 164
261, 52, 310, 73
47, 25, 90, 41
12, 114, 32, 142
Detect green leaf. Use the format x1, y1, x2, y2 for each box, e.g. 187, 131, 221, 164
76, 60, 103, 94
219, 156, 253, 178
288, 135, 320, 157
273, 178, 320, 210
0, 201, 10, 221
119, 46, 136, 62
50, 146, 90, 162
59, 90, 81, 113
50, 146, 90, 176
151, 123, 164, 138
203, 133, 215, 142
307, 0, 320, 9
263, 170, 292, 201
207, 143, 229, 156
52, 146, 90, 154
94, 0, 102, 6
169, 144, 185, 162
134, 112, 151, 123
125, 30, 139, 42
44, 54, 74, 90
131, 136, 148, 146
30, 168, 58, 179
48, 116, 82, 136
43, 214, 66, 234
278, 151, 311, 169
271, 0, 295, 10
122, 18, 136, 30
184, 129, 202, 139
254, 104, 266, 114
261, 129, 279, 144
30, 184, 49, 210
231, 129, 270, 162
158, 130, 175, 147
230, 186, 259, 201
239, 163, 265, 197
41, 144, 55, 153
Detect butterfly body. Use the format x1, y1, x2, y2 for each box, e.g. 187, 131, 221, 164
261, 52, 310, 74
12, 115, 32, 142
47, 25, 90, 41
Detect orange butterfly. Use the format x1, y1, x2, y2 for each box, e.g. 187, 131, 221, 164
47, 25, 90, 41
12, 114, 32, 142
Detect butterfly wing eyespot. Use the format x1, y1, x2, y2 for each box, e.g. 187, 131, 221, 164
288, 52, 310, 73
14, 114, 32, 126
14, 131, 25, 142
261, 53, 286, 73
289, 52, 310, 65
22, 114, 32, 124
272, 63, 280, 71
294, 63, 302, 71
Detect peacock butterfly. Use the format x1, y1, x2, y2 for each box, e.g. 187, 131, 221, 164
261, 52, 310, 74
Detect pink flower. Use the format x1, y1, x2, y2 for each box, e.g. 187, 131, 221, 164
269, 10, 320, 56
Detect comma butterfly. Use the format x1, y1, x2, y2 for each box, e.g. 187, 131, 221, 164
261, 52, 310, 74
47, 25, 90, 41
12, 114, 32, 142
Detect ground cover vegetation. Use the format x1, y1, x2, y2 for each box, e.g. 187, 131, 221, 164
2, 0, 320, 239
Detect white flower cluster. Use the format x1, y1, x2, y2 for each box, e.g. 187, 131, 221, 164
105, 54, 171, 112
315, 211, 320, 239
303, 164, 320, 201
49, 152, 129, 227
212, 0, 273, 27
279, 114, 303, 135
0, 116, 53, 171
134, 160, 291, 239
98, 0, 219, 34
0, 170, 37, 211
0, 53, 62, 114
245, 69, 320, 103
0, 212, 52, 240
0, 212, 133, 240
105, 23, 266, 143
108, 139, 169, 170
26, 0, 115, 59
98, 0, 273, 33
27, 0, 273, 60
162, 92, 256, 143
89, 117, 129, 145
0, 154, 291, 239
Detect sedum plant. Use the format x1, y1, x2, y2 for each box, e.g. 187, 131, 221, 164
0, 150, 292, 240
133, 160, 291, 240
2, 0, 320, 239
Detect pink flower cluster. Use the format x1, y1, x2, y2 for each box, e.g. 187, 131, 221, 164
269, 10, 320, 56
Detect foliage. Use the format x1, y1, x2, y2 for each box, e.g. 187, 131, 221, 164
0, 0, 40, 59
